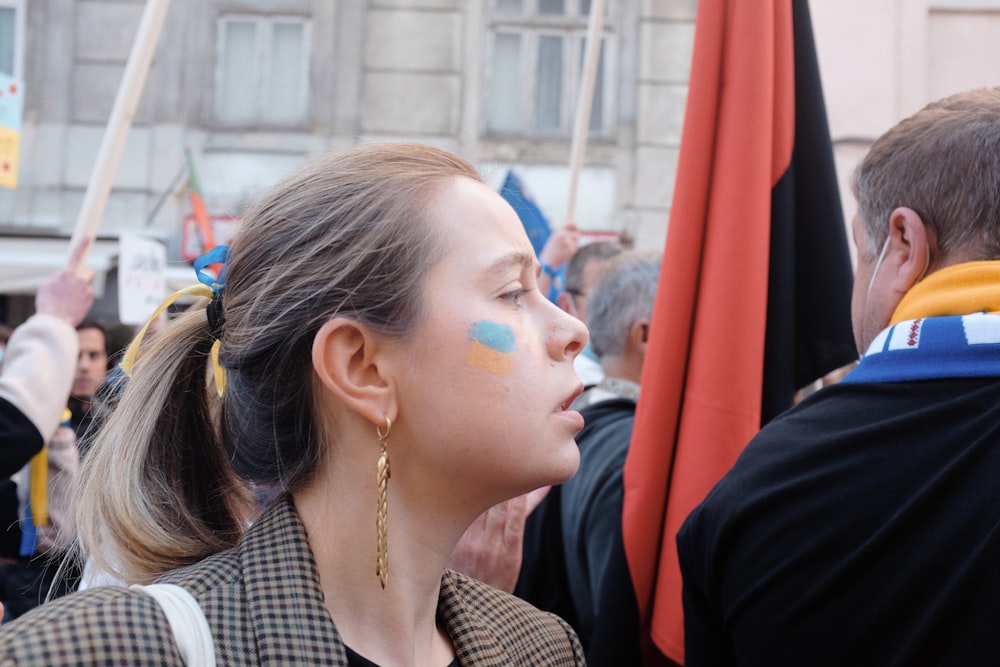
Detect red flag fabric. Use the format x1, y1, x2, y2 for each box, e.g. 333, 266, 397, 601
621, 0, 856, 663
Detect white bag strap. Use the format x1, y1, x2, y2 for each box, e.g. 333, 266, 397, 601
131, 583, 217, 667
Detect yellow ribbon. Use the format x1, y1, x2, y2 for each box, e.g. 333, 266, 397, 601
28, 407, 69, 528
211, 338, 227, 398
120, 283, 228, 397
28, 448, 47, 526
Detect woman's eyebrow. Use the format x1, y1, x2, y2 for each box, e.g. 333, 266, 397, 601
484, 251, 537, 280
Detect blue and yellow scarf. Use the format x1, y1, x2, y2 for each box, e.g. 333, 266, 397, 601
844, 261, 1000, 384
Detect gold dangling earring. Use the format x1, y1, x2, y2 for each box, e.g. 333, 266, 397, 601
375, 416, 392, 589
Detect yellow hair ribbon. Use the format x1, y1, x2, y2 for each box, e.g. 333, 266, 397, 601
28, 410, 72, 529
211, 338, 227, 398
28, 448, 47, 526
120, 283, 228, 397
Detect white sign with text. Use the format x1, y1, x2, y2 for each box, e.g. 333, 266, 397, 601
118, 234, 167, 325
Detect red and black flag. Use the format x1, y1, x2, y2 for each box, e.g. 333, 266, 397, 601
620, 0, 857, 663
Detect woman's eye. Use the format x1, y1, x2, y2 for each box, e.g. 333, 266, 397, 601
501, 288, 529, 305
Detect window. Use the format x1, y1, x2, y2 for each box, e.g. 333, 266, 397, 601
486, 0, 614, 138
215, 14, 311, 127
0, 0, 25, 79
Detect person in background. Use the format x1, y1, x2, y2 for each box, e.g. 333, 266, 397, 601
678, 86, 1000, 665
537, 223, 579, 302
0, 240, 94, 477
0, 240, 94, 621
558, 241, 625, 387
67, 319, 108, 450
516, 251, 659, 665
0, 143, 588, 666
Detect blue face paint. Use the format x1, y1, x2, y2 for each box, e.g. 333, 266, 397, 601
469, 321, 516, 353
467, 321, 516, 374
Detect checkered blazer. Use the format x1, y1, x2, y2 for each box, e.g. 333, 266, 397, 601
0, 496, 585, 665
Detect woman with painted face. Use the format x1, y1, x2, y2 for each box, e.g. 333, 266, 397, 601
0, 143, 589, 666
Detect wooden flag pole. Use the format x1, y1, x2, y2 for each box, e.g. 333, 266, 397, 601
565, 0, 606, 225
68, 0, 173, 271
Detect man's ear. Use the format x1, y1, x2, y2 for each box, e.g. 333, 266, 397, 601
311, 317, 393, 427
627, 318, 651, 354
887, 207, 935, 292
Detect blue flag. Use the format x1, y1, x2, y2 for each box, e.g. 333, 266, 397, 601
500, 170, 551, 257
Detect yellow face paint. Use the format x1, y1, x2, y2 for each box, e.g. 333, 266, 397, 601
466, 321, 515, 374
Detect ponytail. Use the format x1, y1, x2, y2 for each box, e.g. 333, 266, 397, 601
74, 308, 253, 585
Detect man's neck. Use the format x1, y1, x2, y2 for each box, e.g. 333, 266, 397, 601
598, 353, 642, 386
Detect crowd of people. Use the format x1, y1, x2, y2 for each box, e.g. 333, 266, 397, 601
0, 85, 998, 665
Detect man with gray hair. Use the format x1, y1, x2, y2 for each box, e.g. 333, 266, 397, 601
516, 250, 660, 665
573, 250, 660, 410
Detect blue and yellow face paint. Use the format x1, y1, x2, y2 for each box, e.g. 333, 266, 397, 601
467, 321, 515, 374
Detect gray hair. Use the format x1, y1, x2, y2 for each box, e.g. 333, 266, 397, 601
564, 240, 624, 293
852, 86, 1000, 260
586, 251, 661, 359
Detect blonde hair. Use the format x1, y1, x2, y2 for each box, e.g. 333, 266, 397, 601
75, 143, 482, 584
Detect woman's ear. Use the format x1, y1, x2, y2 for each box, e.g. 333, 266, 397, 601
311, 317, 392, 426
886, 207, 935, 292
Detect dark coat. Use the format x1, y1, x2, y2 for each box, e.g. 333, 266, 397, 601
679, 376, 1000, 666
